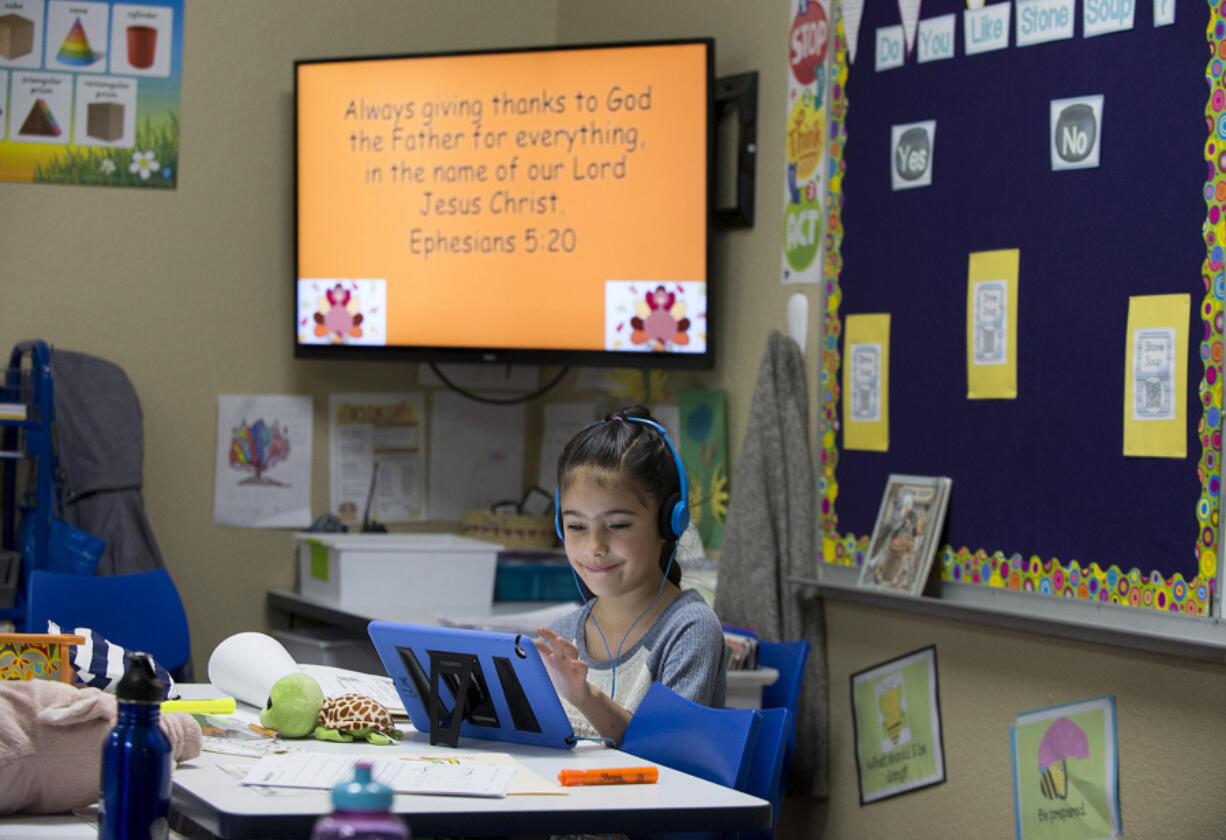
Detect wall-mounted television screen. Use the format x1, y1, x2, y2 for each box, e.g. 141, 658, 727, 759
295, 39, 715, 369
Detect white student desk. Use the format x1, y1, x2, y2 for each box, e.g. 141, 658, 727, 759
166, 687, 770, 839
173, 734, 770, 839
0, 687, 770, 840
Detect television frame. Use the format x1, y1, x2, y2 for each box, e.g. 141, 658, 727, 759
293, 38, 717, 371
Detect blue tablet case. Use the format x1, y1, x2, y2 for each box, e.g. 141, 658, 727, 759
367, 620, 577, 750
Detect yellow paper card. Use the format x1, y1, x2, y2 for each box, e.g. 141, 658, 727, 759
966, 249, 1020, 399
843, 313, 890, 451
1123, 293, 1189, 458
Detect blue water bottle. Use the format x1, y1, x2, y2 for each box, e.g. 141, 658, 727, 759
98, 653, 172, 840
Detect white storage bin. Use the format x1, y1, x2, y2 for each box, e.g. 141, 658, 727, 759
295, 533, 500, 611
270, 627, 386, 675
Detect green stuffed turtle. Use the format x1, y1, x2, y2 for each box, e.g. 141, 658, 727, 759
258, 673, 402, 745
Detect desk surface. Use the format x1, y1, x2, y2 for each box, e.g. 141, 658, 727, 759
167, 682, 770, 839
173, 733, 771, 839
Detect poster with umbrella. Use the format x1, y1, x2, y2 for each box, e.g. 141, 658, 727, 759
1009, 695, 1121, 840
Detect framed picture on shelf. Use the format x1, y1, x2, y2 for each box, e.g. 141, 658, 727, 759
857, 474, 952, 596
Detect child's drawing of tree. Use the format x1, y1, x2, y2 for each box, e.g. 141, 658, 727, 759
229, 419, 291, 486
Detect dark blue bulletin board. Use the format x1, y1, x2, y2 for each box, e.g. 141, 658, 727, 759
818, 0, 1219, 615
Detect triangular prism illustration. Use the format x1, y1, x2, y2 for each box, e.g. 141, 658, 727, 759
840, 0, 868, 64
57, 17, 98, 66
898, 0, 923, 56
19, 98, 62, 137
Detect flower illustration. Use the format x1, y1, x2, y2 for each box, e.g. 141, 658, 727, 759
99, 158, 115, 174
129, 149, 159, 180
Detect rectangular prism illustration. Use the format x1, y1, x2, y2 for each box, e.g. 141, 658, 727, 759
0, 13, 34, 59
86, 101, 125, 141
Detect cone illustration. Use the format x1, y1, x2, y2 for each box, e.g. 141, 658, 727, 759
19, 99, 61, 137
57, 18, 98, 66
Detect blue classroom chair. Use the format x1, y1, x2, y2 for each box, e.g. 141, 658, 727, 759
740, 706, 791, 840
621, 681, 763, 792
26, 568, 191, 680
757, 639, 810, 787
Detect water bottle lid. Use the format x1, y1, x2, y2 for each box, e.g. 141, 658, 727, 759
331, 761, 393, 812
116, 653, 165, 703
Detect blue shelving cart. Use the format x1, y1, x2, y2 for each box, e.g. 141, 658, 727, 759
0, 340, 57, 631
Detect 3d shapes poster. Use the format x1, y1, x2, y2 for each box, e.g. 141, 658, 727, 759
850, 645, 946, 804
0, 0, 183, 188
1010, 696, 1121, 840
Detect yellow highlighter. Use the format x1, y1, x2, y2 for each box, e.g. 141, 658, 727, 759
161, 698, 237, 715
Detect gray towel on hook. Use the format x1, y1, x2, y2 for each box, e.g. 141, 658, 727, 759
714, 329, 830, 799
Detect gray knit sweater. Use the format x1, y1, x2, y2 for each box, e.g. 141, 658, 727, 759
549, 589, 727, 740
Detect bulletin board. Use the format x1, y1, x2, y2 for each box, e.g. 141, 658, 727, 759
817, 0, 1221, 615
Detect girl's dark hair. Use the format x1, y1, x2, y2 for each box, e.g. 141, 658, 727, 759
556, 404, 683, 586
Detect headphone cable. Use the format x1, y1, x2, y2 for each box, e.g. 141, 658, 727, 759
566, 542, 679, 723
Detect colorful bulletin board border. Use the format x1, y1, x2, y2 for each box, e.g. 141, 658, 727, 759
850, 645, 946, 804
0, 0, 183, 188
816, 1, 1221, 618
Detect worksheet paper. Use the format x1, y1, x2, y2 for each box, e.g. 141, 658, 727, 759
296, 664, 404, 715
243, 753, 515, 798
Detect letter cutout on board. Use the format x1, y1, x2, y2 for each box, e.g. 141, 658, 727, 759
843, 313, 891, 451
966, 249, 1020, 399
1123, 294, 1189, 458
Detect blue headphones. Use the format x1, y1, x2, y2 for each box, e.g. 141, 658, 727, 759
554, 416, 690, 542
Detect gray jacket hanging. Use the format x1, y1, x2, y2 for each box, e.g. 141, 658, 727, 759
51, 349, 164, 577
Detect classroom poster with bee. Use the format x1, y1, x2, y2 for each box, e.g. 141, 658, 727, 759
850, 646, 946, 804
1009, 696, 1121, 840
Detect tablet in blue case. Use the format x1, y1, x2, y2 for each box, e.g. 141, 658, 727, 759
367, 621, 577, 750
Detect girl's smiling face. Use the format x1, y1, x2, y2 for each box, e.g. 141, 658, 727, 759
558, 466, 666, 601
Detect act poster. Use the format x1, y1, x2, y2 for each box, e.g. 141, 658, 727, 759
0, 0, 183, 188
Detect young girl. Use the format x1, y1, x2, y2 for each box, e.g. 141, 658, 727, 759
535, 405, 726, 745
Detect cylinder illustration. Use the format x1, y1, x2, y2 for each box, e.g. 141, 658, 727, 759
126, 24, 156, 68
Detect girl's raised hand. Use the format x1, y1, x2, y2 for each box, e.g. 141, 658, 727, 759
534, 626, 591, 707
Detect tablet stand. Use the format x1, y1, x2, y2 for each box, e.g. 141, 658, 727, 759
429, 651, 477, 748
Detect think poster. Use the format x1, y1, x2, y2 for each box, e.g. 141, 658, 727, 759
1123, 294, 1189, 458
850, 645, 946, 804
843, 313, 891, 451
1010, 695, 1121, 840
966, 249, 1020, 399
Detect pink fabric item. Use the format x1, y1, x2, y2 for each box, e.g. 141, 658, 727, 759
0, 680, 201, 815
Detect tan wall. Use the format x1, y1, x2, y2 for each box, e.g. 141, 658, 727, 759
0, 0, 562, 669
4, 2, 1223, 838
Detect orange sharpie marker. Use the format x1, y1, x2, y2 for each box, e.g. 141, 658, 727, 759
557, 766, 659, 786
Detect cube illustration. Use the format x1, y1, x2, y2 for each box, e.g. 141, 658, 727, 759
87, 102, 125, 141
0, 13, 34, 60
